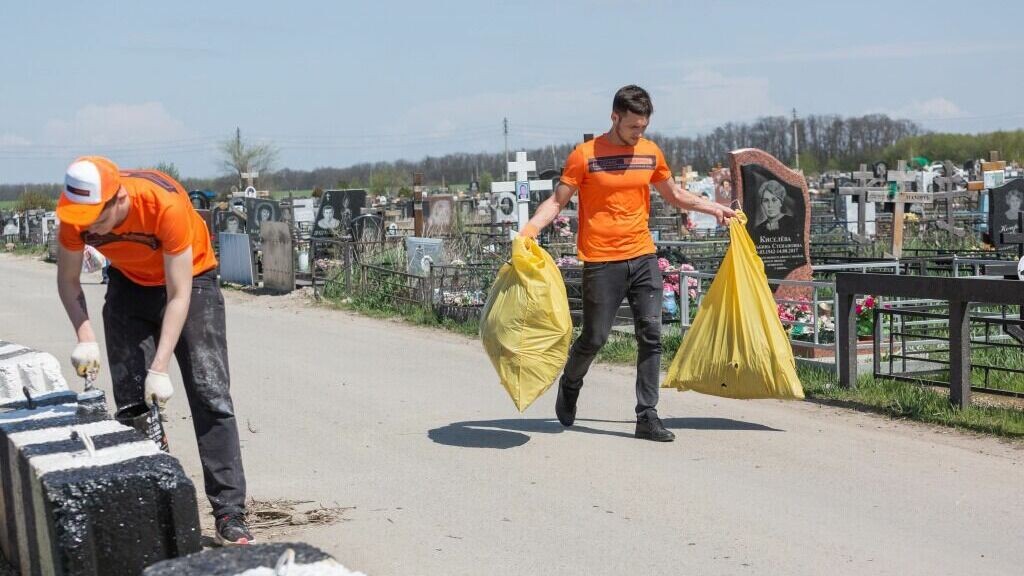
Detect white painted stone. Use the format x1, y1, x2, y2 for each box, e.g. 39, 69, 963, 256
238, 559, 367, 576
0, 345, 69, 406
29, 441, 162, 475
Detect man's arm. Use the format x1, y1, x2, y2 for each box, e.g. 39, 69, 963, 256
521, 182, 577, 238
150, 249, 193, 373
56, 246, 97, 343
652, 178, 736, 225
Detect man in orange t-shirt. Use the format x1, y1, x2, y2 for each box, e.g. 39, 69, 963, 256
523, 85, 735, 442
56, 156, 253, 545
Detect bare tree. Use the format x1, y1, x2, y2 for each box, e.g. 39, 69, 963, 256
220, 127, 278, 187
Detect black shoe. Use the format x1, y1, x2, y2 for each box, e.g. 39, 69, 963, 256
555, 379, 580, 427
635, 416, 675, 442
215, 513, 254, 546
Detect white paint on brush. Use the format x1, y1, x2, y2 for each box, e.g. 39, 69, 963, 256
7, 420, 128, 447
29, 440, 161, 475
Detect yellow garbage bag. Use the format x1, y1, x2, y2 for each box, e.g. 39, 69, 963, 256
664, 212, 804, 399
481, 237, 573, 411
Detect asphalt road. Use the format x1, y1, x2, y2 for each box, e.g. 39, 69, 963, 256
1, 254, 1021, 576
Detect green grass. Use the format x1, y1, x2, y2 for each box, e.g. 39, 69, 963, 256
5, 244, 48, 257
0, 200, 17, 210
797, 364, 1024, 438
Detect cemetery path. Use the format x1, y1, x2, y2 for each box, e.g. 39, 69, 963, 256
2, 253, 1022, 576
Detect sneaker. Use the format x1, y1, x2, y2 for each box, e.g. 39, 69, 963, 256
555, 378, 580, 427
215, 513, 254, 546
635, 416, 675, 442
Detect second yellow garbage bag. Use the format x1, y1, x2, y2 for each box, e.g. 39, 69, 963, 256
664, 212, 804, 400
481, 236, 573, 412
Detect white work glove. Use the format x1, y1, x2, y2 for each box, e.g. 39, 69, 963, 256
144, 370, 174, 410
70, 342, 102, 379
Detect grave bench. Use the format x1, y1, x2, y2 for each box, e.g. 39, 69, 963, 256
0, 343, 200, 576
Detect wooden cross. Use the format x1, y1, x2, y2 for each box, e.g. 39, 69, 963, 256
413, 172, 424, 236
882, 160, 932, 259
492, 151, 553, 234
838, 163, 886, 240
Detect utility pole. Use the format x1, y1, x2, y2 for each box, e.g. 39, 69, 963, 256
792, 108, 800, 171
503, 117, 509, 180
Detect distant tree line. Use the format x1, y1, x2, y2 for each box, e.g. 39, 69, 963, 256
8, 115, 1024, 203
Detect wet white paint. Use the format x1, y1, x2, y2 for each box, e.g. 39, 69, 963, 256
237, 559, 366, 576
8, 420, 128, 447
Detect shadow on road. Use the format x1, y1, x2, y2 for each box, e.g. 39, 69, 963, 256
428, 417, 781, 449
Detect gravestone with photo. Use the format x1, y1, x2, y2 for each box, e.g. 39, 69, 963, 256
492, 191, 517, 225
312, 189, 366, 239
213, 208, 247, 236
729, 148, 812, 297
244, 198, 281, 241
988, 179, 1024, 248
405, 237, 444, 277
424, 195, 455, 235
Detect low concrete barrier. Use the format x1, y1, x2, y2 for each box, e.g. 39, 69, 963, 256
0, 343, 200, 575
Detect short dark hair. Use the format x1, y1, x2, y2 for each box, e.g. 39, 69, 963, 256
612, 85, 653, 117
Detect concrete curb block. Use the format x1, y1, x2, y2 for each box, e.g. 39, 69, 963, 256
0, 371, 201, 575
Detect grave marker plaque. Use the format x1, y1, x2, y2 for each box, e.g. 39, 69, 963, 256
405, 237, 444, 277
243, 198, 281, 241
259, 221, 294, 293
988, 179, 1024, 248
424, 195, 455, 235
729, 148, 812, 297
312, 189, 366, 239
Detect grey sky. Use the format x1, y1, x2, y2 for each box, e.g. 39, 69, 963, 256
2, 0, 1022, 183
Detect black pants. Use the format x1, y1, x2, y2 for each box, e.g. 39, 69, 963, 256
103, 267, 247, 517
561, 253, 663, 418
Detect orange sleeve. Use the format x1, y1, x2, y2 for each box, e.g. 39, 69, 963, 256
559, 146, 586, 188
156, 200, 194, 255
58, 222, 84, 251
651, 145, 672, 183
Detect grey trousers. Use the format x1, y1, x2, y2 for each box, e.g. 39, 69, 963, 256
561, 253, 664, 418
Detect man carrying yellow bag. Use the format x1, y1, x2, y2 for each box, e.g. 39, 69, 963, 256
521, 85, 735, 441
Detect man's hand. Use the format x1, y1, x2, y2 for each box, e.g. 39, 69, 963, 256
144, 370, 173, 409
71, 342, 101, 378
711, 204, 738, 225
519, 223, 539, 239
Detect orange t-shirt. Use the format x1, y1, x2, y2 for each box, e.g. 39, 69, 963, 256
559, 135, 672, 262
59, 170, 217, 286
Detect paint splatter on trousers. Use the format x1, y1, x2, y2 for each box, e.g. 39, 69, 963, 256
103, 267, 247, 516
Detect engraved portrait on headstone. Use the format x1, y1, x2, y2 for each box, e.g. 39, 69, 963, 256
730, 148, 812, 297
244, 198, 280, 240
312, 189, 366, 238
989, 179, 1024, 247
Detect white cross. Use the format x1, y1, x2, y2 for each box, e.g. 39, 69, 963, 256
492, 151, 553, 234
